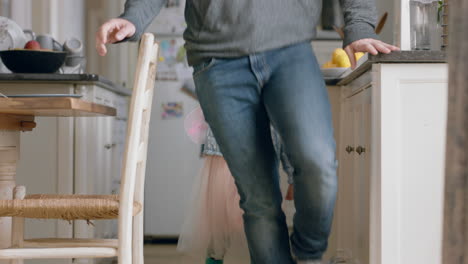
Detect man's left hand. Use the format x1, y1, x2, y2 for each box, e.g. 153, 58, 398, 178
345, 38, 400, 69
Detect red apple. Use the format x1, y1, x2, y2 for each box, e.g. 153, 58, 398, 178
24, 40, 41, 50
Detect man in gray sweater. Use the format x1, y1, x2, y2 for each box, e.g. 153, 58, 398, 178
96, 1, 398, 263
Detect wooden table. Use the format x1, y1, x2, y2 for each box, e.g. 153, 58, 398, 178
0, 97, 116, 263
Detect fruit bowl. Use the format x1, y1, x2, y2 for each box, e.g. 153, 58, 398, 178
0, 49, 66, 73
321, 67, 348, 78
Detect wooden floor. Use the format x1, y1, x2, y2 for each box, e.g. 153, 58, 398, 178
144, 244, 250, 264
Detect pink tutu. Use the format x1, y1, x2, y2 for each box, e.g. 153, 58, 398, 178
177, 155, 249, 260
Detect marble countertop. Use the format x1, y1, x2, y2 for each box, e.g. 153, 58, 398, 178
0, 73, 131, 96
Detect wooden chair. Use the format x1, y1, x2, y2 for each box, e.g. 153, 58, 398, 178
0, 33, 159, 263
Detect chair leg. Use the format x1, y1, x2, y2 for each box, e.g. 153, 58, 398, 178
10, 186, 25, 264
132, 214, 144, 264
118, 215, 133, 264
118, 241, 132, 264
10, 216, 24, 264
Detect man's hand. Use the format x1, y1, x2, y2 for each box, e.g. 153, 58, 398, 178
95, 18, 136, 56
345, 38, 400, 69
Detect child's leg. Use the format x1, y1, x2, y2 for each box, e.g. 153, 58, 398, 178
204, 156, 235, 262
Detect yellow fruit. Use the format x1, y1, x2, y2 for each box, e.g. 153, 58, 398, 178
355, 52, 365, 61
328, 49, 365, 68
322, 61, 338, 69
332, 48, 347, 65
335, 54, 351, 68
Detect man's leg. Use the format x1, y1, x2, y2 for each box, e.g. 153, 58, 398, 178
194, 57, 295, 264
263, 42, 338, 261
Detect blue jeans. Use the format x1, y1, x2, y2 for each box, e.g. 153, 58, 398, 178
193, 41, 338, 263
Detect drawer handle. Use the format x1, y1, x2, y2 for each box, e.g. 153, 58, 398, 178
345, 146, 354, 154
356, 146, 366, 155
104, 143, 116, 149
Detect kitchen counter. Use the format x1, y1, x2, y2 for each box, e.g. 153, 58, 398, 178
0, 73, 131, 96
326, 54, 448, 264
337, 50, 447, 86
0, 73, 131, 122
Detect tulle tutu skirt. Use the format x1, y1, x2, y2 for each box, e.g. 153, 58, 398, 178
177, 155, 249, 260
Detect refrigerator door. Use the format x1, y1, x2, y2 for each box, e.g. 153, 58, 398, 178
144, 36, 204, 237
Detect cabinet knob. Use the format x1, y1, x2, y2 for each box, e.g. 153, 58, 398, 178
104, 143, 116, 149
345, 146, 354, 154
356, 146, 366, 155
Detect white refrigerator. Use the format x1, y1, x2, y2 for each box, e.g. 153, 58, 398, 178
143, 0, 205, 237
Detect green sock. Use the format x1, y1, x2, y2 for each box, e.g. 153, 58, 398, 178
205, 257, 223, 264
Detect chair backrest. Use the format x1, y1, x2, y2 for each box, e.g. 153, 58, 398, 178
118, 33, 159, 242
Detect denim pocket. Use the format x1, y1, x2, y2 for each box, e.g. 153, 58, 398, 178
192, 58, 217, 78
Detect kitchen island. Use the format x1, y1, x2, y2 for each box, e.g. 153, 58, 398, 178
325, 51, 448, 264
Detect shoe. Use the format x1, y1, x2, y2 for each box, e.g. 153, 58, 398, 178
297, 260, 322, 264
205, 258, 224, 264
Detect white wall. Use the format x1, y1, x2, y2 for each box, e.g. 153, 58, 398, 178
10, 0, 31, 29
10, 0, 85, 43
85, 0, 138, 88
56, 0, 86, 43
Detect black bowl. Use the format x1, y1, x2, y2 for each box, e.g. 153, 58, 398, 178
0, 50, 67, 73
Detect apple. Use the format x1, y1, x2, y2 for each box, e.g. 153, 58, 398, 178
24, 40, 41, 50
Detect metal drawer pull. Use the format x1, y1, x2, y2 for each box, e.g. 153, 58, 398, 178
345, 146, 354, 154
104, 143, 116, 149
356, 146, 366, 155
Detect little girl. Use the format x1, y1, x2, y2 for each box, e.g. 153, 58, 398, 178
179, 106, 294, 263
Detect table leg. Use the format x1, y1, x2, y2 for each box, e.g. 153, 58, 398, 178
0, 130, 20, 264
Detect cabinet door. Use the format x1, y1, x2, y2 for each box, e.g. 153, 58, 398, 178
93, 116, 117, 240
335, 88, 371, 263
374, 64, 448, 264
335, 93, 357, 258
353, 89, 371, 264
74, 94, 128, 264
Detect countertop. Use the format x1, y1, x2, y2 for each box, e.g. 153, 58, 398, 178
0, 73, 131, 96
0, 51, 446, 92
335, 50, 447, 86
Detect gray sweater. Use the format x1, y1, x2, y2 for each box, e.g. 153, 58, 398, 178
119, 0, 378, 66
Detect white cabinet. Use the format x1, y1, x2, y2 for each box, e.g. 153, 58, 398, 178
334, 87, 372, 264
74, 84, 129, 247
330, 63, 448, 264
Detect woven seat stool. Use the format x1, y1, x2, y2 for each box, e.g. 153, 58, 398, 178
0, 33, 159, 264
